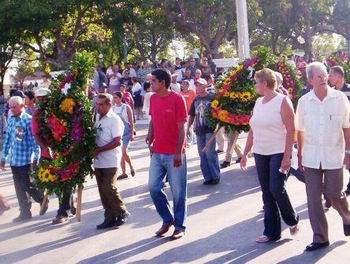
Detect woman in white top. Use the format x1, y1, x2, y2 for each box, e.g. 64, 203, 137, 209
131, 77, 143, 120
112, 92, 135, 179
240, 68, 299, 243
142, 82, 154, 123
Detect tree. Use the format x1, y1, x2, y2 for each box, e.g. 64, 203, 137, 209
332, 0, 350, 54
126, 6, 175, 64
160, 0, 235, 58
0, 0, 136, 70
0, 44, 15, 93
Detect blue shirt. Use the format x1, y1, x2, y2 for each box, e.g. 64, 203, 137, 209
1, 111, 39, 166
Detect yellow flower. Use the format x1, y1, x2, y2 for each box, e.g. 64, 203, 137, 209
38, 168, 57, 183
218, 110, 229, 121
60, 98, 76, 114
211, 100, 219, 108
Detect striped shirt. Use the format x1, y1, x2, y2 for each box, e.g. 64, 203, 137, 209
1, 111, 39, 166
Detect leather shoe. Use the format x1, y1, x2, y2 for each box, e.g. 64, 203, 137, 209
115, 211, 130, 226
220, 161, 231, 168
235, 157, 242, 164
210, 178, 220, 185
171, 229, 185, 240
155, 223, 173, 236
344, 224, 350, 236
96, 219, 117, 229
305, 241, 329, 251
216, 150, 224, 154
52, 215, 68, 225
13, 213, 32, 222
39, 198, 49, 216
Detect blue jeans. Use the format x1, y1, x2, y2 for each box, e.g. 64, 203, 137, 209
254, 153, 299, 239
196, 133, 220, 181
149, 153, 187, 231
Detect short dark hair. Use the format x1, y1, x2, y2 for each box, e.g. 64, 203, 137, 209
143, 82, 151, 91
151, 69, 171, 88
330, 66, 345, 78
24, 91, 35, 101
113, 91, 123, 99
97, 93, 112, 105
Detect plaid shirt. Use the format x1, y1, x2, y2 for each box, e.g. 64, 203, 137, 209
1, 111, 39, 166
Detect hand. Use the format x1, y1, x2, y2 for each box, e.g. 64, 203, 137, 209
0, 160, 5, 171
148, 144, 153, 155
94, 148, 101, 158
280, 156, 291, 173
173, 153, 182, 167
344, 154, 350, 169
297, 155, 304, 172
130, 132, 134, 141
240, 155, 248, 171
32, 160, 38, 171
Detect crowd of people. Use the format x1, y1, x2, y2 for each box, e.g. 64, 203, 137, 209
1, 54, 350, 250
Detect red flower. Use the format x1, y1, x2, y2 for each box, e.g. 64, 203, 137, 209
47, 115, 67, 142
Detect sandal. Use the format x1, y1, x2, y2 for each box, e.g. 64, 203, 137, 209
130, 169, 135, 177
289, 224, 299, 236
255, 235, 280, 243
117, 174, 128, 180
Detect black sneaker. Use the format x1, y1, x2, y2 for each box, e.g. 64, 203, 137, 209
96, 219, 117, 230
235, 157, 242, 164
220, 161, 231, 168
203, 180, 213, 185
13, 213, 32, 222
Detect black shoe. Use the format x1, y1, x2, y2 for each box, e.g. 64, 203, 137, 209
216, 150, 224, 154
344, 224, 350, 236
96, 220, 117, 229
235, 157, 242, 164
115, 211, 130, 227
13, 213, 32, 222
39, 198, 49, 216
52, 215, 68, 224
345, 188, 350, 196
70, 196, 76, 215
210, 178, 220, 185
203, 180, 213, 185
117, 174, 128, 180
305, 241, 330, 251
220, 161, 231, 168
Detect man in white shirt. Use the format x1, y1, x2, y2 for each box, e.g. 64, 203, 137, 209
296, 62, 350, 251
94, 93, 129, 229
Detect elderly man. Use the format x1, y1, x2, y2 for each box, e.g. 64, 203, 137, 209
296, 62, 350, 251
329, 65, 350, 195
0, 96, 47, 222
94, 93, 129, 229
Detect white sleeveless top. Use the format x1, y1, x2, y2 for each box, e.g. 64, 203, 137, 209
249, 93, 286, 155
112, 104, 129, 124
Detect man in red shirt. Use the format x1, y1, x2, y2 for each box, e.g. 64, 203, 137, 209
147, 69, 188, 240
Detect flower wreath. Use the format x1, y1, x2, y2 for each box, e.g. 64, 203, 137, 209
33, 52, 96, 196
326, 51, 350, 83
208, 47, 302, 133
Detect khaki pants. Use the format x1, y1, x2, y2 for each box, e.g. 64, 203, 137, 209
95, 167, 127, 221
216, 128, 242, 162
305, 167, 350, 243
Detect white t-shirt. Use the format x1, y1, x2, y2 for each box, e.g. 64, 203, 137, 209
94, 109, 124, 168
112, 104, 129, 124
132, 82, 143, 95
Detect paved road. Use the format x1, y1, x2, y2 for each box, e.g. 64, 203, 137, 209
0, 123, 350, 264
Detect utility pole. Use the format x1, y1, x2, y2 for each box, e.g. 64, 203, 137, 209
235, 0, 250, 59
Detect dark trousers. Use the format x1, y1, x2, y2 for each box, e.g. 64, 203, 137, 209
254, 153, 299, 239
57, 190, 73, 217
11, 164, 44, 215
95, 167, 126, 221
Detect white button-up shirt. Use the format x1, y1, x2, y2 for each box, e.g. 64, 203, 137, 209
296, 87, 350, 169
94, 109, 124, 168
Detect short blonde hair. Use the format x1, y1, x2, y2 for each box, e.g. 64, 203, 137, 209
255, 68, 277, 90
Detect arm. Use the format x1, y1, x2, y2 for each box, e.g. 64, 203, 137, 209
0, 119, 11, 169
280, 97, 296, 172
240, 129, 253, 170
146, 119, 154, 153
344, 128, 350, 168
126, 105, 134, 140
187, 115, 195, 134
174, 120, 186, 167
95, 137, 121, 156
297, 131, 305, 171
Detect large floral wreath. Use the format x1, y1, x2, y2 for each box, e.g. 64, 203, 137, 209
33, 52, 96, 195
208, 47, 303, 133
326, 51, 350, 83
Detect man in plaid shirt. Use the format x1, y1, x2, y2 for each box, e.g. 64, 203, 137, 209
0, 96, 48, 222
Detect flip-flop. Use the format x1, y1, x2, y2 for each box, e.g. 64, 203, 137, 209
117, 174, 128, 180
130, 169, 135, 177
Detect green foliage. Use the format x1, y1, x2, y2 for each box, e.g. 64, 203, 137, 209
32, 51, 96, 196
